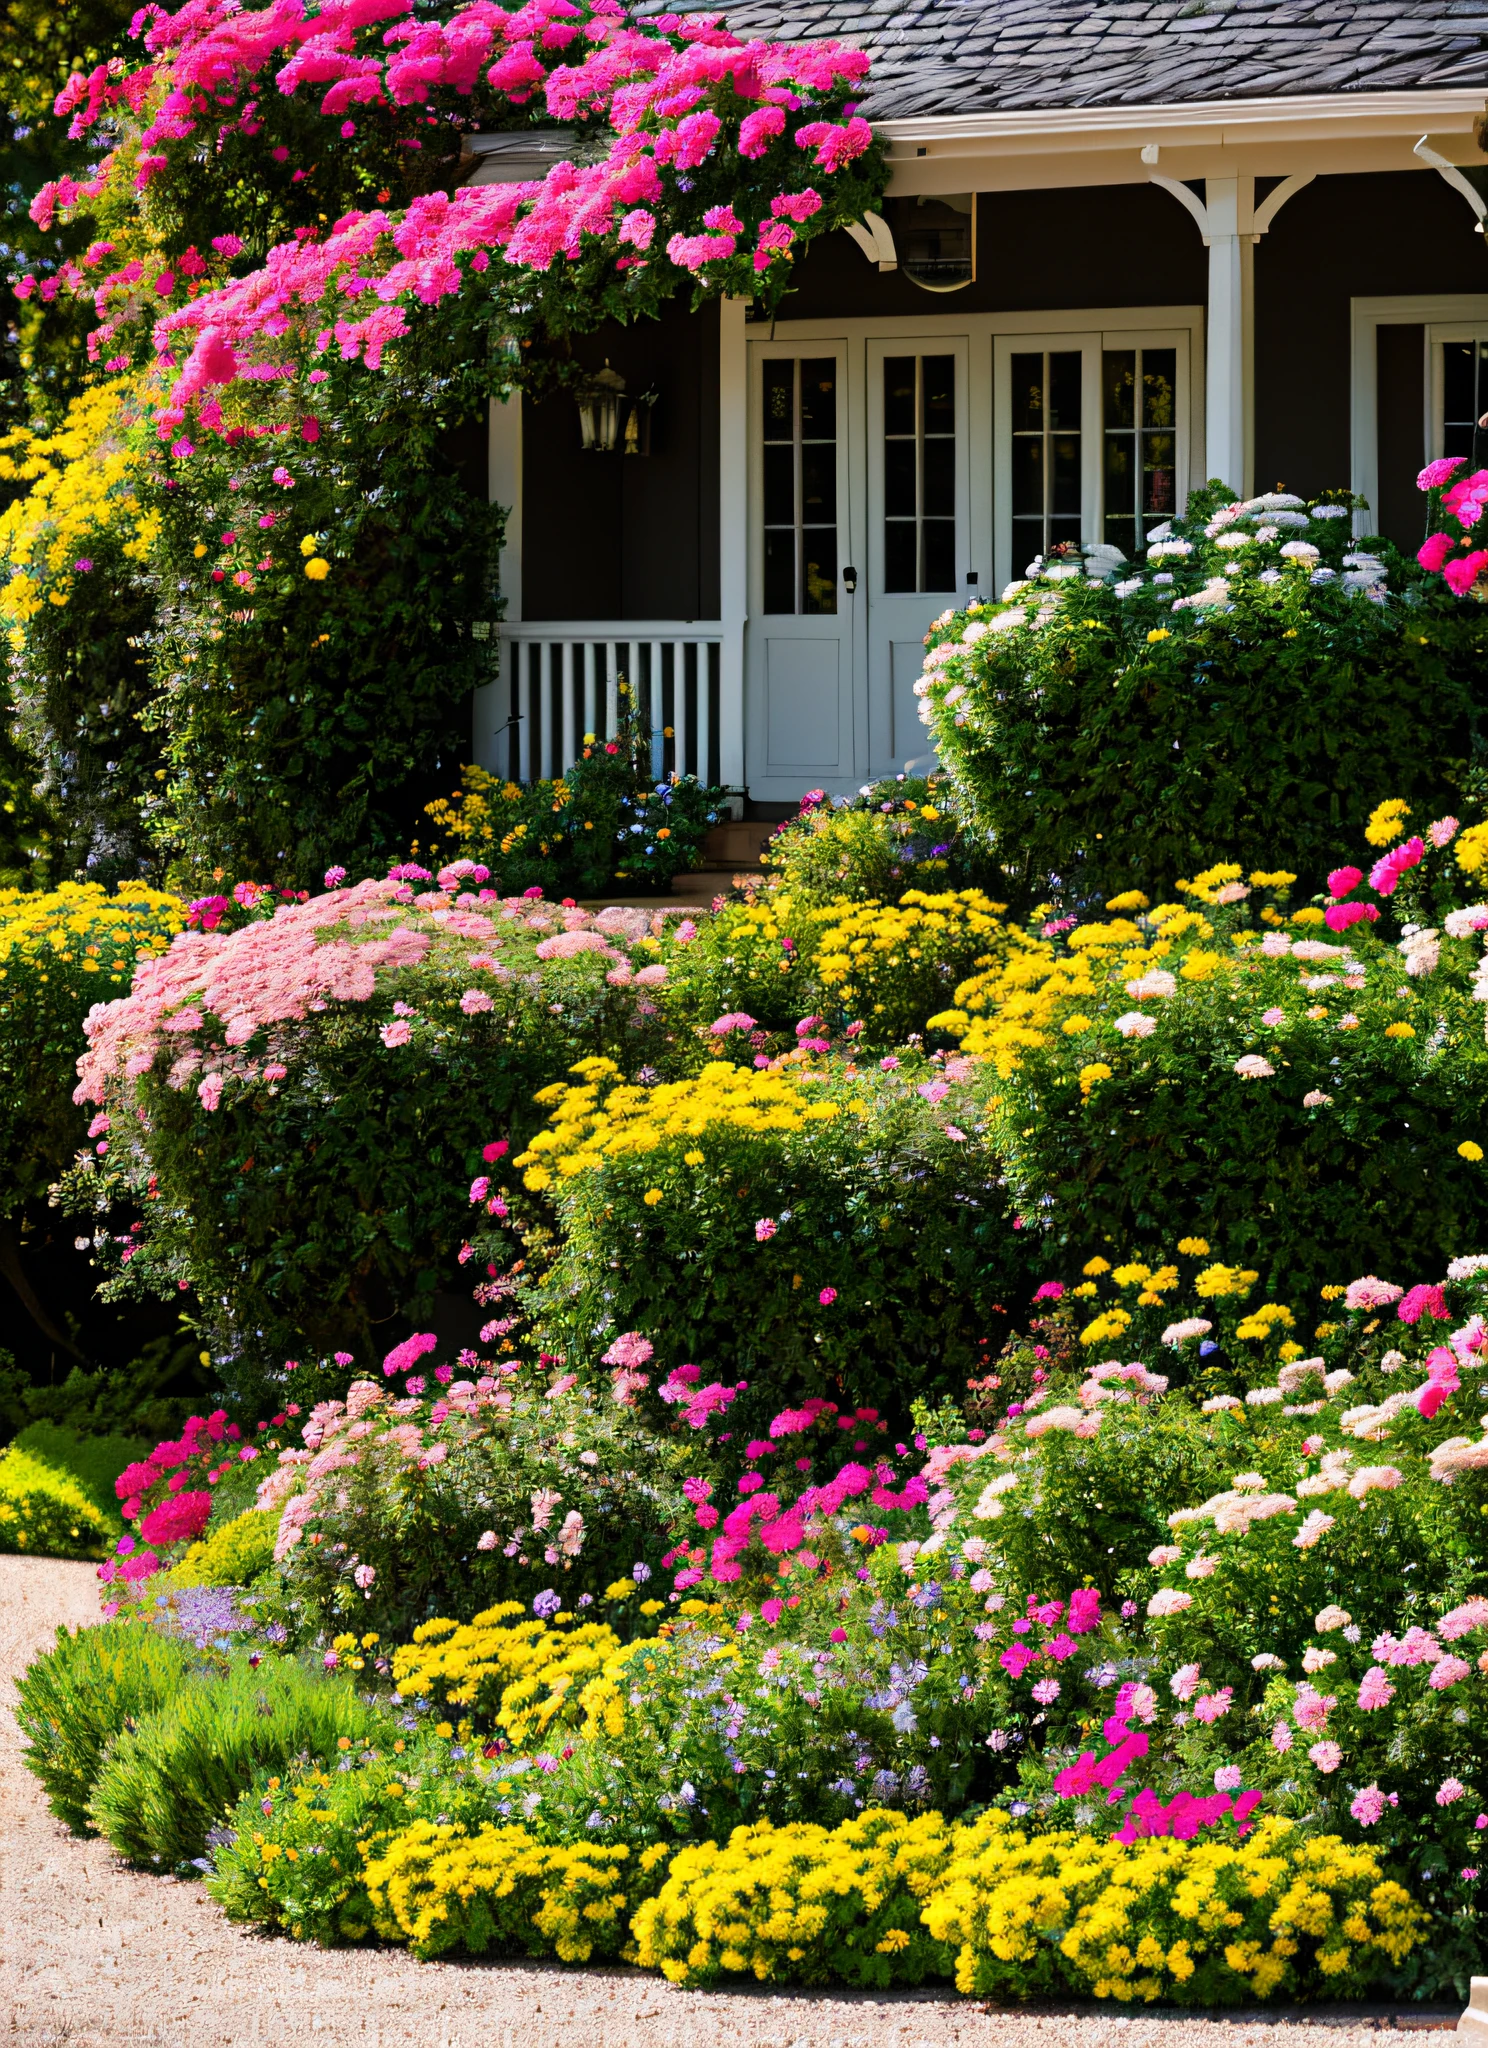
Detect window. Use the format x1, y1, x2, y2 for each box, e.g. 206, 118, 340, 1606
883, 354, 956, 592
1010, 350, 1082, 562
881, 195, 975, 292
1102, 346, 1177, 557
761, 357, 837, 615
1441, 337, 1488, 468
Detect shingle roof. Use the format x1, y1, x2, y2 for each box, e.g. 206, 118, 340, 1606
709, 0, 1488, 117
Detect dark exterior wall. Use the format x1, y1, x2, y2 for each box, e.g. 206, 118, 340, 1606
1255, 170, 1486, 541
775, 181, 1208, 320
520, 294, 720, 621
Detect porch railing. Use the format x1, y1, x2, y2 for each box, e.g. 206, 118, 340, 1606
479, 622, 724, 785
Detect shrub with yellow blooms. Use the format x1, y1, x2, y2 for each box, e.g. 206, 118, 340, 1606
929, 834, 1488, 1304
391, 1606, 624, 1747
0, 880, 182, 1214
811, 889, 1022, 1048
505, 1050, 1027, 1413
0, 376, 163, 877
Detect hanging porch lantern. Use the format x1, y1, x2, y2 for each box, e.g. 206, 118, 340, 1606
576, 361, 628, 452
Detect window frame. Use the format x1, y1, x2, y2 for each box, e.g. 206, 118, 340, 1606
993, 324, 1193, 585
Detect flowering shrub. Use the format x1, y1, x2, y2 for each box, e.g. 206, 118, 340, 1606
207, 1737, 514, 1943
0, 1443, 115, 1559
810, 889, 1018, 1047
15, 1619, 194, 1832
758, 777, 985, 903
255, 1368, 690, 1638
67, 877, 676, 1401
423, 692, 725, 897
916, 484, 1488, 902
932, 836, 1488, 1300
656, 889, 822, 1037
363, 1820, 663, 1962
0, 879, 181, 1214
1416, 456, 1488, 600
633, 1809, 1422, 1999
0, 377, 163, 877
632, 1808, 954, 1986
10, 0, 881, 879
503, 1050, 1026, 1414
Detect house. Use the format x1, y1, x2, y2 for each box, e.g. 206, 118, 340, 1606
468, 1, 1488, 807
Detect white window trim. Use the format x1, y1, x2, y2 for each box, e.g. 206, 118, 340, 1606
1350, 294, 1488, 537
760, 305, 1204, 593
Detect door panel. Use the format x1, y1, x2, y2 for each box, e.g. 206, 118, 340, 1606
766, 638, 842, 769
745, 341, 857, 799
866, 338, 969, 781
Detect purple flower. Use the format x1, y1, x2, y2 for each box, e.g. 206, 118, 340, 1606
533, 1588, 562, 1619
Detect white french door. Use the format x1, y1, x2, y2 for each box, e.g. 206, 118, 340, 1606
993, 328, 1190, 585
743, 314, 1198, 798
865, 337, 970, 780
744, 340, 858, 802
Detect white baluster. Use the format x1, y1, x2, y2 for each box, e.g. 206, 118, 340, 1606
516, 642, 532, 784
582, 643, 596, 747
605, 645, 619, 741
697, 642, 712, 787
673, 641, 690, 781
650, 640, 664, 780
561, 639, 576, 776
539, 643, 554, 780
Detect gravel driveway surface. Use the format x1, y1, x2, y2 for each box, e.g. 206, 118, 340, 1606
0, 1554, 1463, 2047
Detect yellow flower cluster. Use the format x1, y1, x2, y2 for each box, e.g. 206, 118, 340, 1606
390, 1605, 623, 1747
0, 1444, 113, 1560
631, 1809, 953, 1987
628, 1809, 1423, 2000
0, 379, 157, 643
813, 890, 1012, 1026
0, 881, 182, 986
923, 1814, 1424, 2002
1193, 1263, 1259, 1302
1365, 798, 1411, 848
363, 1818, 668, 1962
1457, 822, 1488, 877
514, 1055, 845, 1193
927, 868, 1317, 1073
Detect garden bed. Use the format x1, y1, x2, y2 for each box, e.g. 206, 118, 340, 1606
0, 1567, 1460, 2048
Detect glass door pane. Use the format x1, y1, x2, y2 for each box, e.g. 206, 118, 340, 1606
1011, 349, 1082, 566
1442, 339, 1488, 468
882, 353, 957, 592
1102, 346, 1177, 559
761, 356, 838, 614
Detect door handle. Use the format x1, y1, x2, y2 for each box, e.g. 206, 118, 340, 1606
842, 566, 858, 594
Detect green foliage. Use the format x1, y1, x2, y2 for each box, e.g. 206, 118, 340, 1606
655, 889, 823, 1038
919, 486, 1488, 903
14, 1619, 193, 1831
509, 1053, 1027, 1421
172, 1508, 278, 1588
10, 1420, 147, 1521
89, 1655, 392, 1869
142, 398, 504, 888
0, 1442, 115, 1557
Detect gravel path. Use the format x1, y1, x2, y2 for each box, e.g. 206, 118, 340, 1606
0, 1555, 1463, 2047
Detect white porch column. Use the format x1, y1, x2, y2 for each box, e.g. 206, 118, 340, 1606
1201, 176, 1253, 500
473, 391, 524, 773
717, 295, 747, 793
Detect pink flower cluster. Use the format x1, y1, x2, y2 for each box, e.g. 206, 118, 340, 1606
29, 0, 875, 418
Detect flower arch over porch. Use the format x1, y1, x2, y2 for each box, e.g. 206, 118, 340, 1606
26, 0, 884, 436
